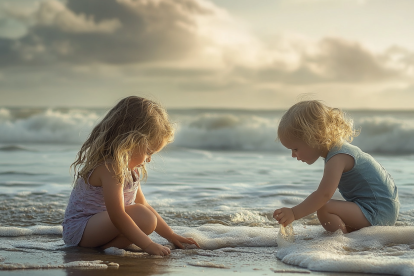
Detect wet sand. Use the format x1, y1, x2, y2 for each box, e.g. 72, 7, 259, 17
0, 236, 382, 276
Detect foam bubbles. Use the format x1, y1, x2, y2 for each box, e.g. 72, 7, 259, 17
8, 240, 64, 251
0, 227, 32, 237
171, 224, 277, 250
230, 210, 270, 225
0, 260, 115, 270
104, 247, 162, 258
0, 226, 62, 237
277, 225, 414, 276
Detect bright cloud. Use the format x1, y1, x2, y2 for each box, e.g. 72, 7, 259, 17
0, 0, 413, 109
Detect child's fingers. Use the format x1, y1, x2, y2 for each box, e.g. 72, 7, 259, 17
186, 238, 200, 248
275, 212, 285, 222
273, 209, 281, 219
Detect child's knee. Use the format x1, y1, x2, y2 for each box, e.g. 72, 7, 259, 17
316, 201, 334, 219
126, 204, 157, 234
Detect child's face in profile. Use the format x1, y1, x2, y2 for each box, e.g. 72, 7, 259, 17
128, 139, 168, 169
279, 135, 321, 165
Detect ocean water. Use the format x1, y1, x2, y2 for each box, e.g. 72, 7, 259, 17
0, 107, 414, 275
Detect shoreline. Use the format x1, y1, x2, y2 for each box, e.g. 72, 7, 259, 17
0, 240, 384, 276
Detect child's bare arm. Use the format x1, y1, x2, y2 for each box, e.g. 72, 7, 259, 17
274, 154, 352, 226
135, 186, 200, 248
99, 167, 168, 255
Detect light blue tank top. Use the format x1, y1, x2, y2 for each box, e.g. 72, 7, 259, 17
325, 143, 399, 226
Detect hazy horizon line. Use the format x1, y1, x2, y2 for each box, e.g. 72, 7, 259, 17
1, 105, 414, 112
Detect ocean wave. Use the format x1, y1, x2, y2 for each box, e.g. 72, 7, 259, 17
0, 171, 47, 176
0, 145, 34, 152
353, 116, 414, 154
0, 108, 99, 144
174, 113, 414, 154
0, 181, 47, 187
174, 113, 282, 151
0, 108, 413, 154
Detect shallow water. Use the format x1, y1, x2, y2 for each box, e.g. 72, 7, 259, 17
1, 108, 414, 275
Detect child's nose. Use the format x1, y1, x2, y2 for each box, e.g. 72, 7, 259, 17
291, 151, 296, 158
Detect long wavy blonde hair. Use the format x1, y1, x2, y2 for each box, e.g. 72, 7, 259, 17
277, 100, 359, 151
71, 96, 174, 186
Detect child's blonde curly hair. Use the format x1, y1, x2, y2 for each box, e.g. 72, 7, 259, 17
277, 100, 359, 150
71, 96, 174, 186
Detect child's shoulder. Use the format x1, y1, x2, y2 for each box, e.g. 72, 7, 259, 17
88, 162, 117, 187
326, 142, 360, 163
329, 142, 361, 155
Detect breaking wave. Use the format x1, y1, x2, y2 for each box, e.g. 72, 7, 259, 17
0, 107, 413, 154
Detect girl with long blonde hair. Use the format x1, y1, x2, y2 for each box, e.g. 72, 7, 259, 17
62, 96, 199, 256
273, 100, 399, 233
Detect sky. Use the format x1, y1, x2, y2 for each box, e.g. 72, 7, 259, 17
0, 0, 413, 109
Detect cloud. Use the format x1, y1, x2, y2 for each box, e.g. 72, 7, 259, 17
34, 1, 121, 33
380, 45, 414, 77
307, 38, 400, 82
0, 0, 413, 109
0, 0, 224, 65
1, 0, 410, 84
227, 37, 412, 85
0, 0, 288, 68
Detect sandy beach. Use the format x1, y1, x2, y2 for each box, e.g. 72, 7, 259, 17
0, 236, 380, 276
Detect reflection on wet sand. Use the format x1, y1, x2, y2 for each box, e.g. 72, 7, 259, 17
62, 246, 170, 276
0, 235, 170, 276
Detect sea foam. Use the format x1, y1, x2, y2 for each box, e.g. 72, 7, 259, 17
1, 223, 414, 274
277, 225, 414, 276
170, 224, 277, 250
0, 226, 62, 237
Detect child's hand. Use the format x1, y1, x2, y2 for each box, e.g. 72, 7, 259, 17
273, 207, 295, 227
143, 242, 171, 256
168, 233, 200, 249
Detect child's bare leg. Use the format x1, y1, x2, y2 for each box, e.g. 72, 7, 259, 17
79, 204, 157, 248
317, 200, 371, 233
